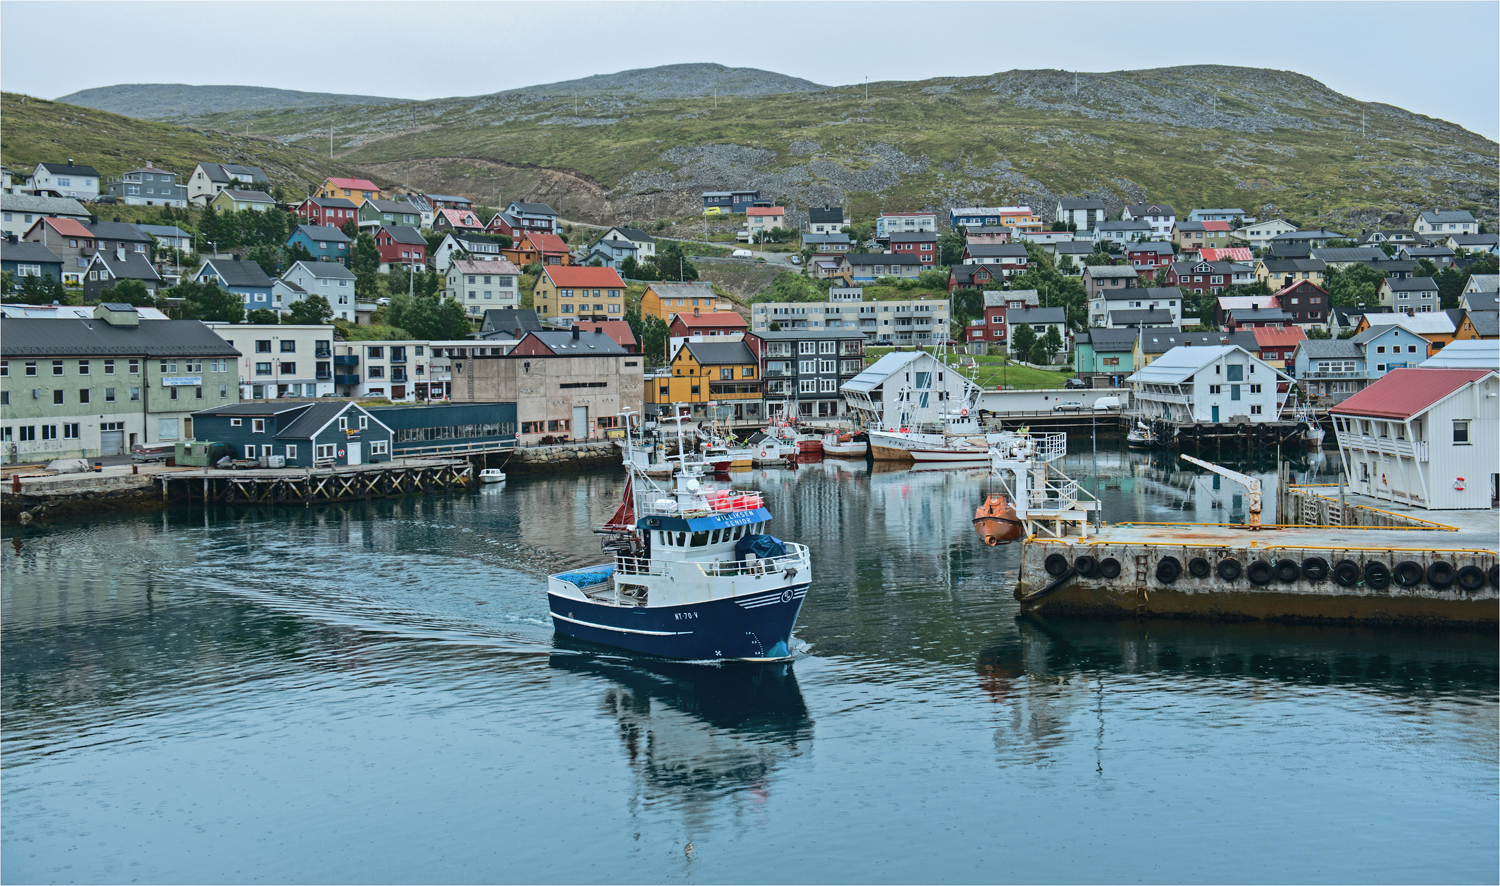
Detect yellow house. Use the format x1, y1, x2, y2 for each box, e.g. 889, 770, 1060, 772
1255, 258, 1327, 290
1454, 309, 1498, 340
998, 207, 1042, 233
315, 177, 382, 207
532, 265, 626, 322
639, 281, 729, 324
649, 340, 761, 421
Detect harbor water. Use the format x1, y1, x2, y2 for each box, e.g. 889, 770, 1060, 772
4, 448, 1497, 884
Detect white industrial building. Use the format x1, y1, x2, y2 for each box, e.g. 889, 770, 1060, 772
1125, 345, 1290, 425
840, 350, 980, 430
1329, 368, 1499, 510
204, 323, 337, 401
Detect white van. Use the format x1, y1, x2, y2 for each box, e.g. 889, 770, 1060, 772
731, 249, 754, 258
1093, 396, 1123, 411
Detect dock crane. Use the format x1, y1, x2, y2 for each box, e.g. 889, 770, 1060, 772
1180, 454, 1262, 530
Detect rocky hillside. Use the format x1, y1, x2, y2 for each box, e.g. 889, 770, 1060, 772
34, 66, 1500, 230
490, 63, 825, 101
55, 84, 409, 122
0, 92, 369, 194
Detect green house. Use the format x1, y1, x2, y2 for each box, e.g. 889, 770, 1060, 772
1074, 327, 1141, 383
358, 199, 423, 231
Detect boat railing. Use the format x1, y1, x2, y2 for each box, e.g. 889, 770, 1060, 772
697, 542, 810, 578
614, 555, 667, 577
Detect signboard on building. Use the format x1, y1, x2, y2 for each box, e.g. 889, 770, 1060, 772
162, 376, 203, 386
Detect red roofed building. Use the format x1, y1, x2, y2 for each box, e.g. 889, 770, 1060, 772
572, 319, 639, 354
668, 309, 749, 341
433, 207, 484, 233
532, 265, 626, 321
747, 206, 787, 238
1249, 326, 1306, 370
316, 177, 382, 206
1329, 368, 1498, 509
1200, 247, 1254, 262
524, 231, 572, 265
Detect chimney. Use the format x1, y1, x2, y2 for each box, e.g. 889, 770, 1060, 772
67, 158, 74, 166
693, 306, 701, 317
571, 325, 580, 340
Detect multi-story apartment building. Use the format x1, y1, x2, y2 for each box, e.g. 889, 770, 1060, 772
332, 340, 439, 402
107, 166, 189, 207
745, 329, 865, 420
876, 211, 937, 238
749, 298, 951, 346
445, 259, 521, 317
205, 323, 335, 400
1, 304, 240, 462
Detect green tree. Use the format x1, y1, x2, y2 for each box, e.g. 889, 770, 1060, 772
1042, 324, 1063, 361
434, 297, 473, 339
938, 226, 966, 265
1415, 258, 1439, 278
1434, 266, 1467, 308
171, 279, 244, 323
1323, 264, 1387, 308
101, 279, 153, 307
653, 240, 698, 282
950, 287, 983, 327
1011, 323, 1037, 361
348, 233, 383, 300
15, 272, 66, 304
288, 294, 334, 325
1028, 341, 1048, 365
246, 308, 279, 324
340, 219, 359, 240
625, 309, 670, 365
0, 270, 13, 296
1306, 327, 1332, 340
198, 204, 224, 248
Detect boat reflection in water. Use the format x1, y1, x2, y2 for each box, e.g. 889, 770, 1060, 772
549, 650, 812, 805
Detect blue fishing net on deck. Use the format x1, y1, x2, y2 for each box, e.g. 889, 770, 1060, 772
556, 566, 616, 587
735, 534, 787, 561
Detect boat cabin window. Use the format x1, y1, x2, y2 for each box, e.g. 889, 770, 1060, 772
676, 532, 687, 547
691, 531, 709, 547
710, 529, 722, 544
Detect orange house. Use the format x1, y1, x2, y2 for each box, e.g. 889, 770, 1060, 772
316, 177, 382, 207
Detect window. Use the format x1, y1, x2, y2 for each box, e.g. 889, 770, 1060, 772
53, 390, 64, 405
104, 359, 115, 374
130, 387, 140, 401
25, 362, 36, 376
1250, 384, 1262, 394
79, 389, 90, 404
280, 362, 296, 375
339, 417, 348, 431
370, 441, 388, 456
230, 418, 243, 427
359, 415, 368, 430
220, 385, 229, 399
255, 363, 272, 376
129, 360, 140, 374
280, 340, 296, 353
742, 366, 754, 377
63, 423, 80, 439
18, 426, 34, 442
1453, 420, 1469, 444
245, 445, 258, 459
78, 360, 90, 375
316, 444, 337, 460
285, 445, 297, 460
256, 340, 272, 353
53, 360, 64, 376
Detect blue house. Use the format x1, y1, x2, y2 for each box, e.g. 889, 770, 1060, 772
195, 257, 274, 308
702, 190, 760, 214
1, 240, 64, 282
588, 237, 637, 270
287, 224, 350, 265
949, 207, 1003, 228
1292, 325, 1432, 404
191, 401, 394, 467
367, 402, 517, 457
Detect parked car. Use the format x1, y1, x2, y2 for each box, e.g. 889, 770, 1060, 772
92, 195, 118, 204
1052, 400, 1085, 412
1093, 396, 1123, 411
789, 255, 802, 265
1064, 377, 1087, 389
703, 207, 723, 216
732, 249, 754, 258
376, 297, 391, 306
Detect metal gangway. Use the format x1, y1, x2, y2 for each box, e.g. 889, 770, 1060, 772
988, 431, 1100, 539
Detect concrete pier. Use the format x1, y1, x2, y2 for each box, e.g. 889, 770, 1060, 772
1012, 495, 1499, 628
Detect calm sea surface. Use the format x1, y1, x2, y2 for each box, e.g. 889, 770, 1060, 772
4, 448, 1497, 884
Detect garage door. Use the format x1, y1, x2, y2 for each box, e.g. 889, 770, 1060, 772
101, 430, 125, 456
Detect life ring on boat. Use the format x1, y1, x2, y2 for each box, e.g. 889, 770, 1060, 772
960, 408, 969, 417
1453, 476, 1466, 491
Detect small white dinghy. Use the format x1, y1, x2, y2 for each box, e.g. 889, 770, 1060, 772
479, 468, 507, 484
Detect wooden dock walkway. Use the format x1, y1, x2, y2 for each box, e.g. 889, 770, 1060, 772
161, 458, 472, 506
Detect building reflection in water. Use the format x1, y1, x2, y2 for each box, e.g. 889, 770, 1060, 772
550, 651, 812, 828
981, 615, 1500, 769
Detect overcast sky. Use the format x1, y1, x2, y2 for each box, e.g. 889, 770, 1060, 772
3, 1, 1497, 140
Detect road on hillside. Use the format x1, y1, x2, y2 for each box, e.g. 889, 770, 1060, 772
559, 218, 800, 266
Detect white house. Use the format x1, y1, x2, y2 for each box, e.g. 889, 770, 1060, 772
1377, 277, 1441, 314
1092, 219, 1152, 245
841, 350, 980, 430
280, 261, 357, 322
188, 162, 270, 205
599, 226, 656, 259
747, 206, 787, 237
332, 340, 438, 402
1091, 286, 1184, 328
1126, 345, 1290, 425
1056, 198, 1106, 232
807, 206, 845, 235
1189, 209, 1247, 223
29, 161, 100, 201
1413, 210, 1478, 238
445, 258, 521, 317
1122, 203, 1176, 240
0, 194, 90, 238
876, 212, 937, 238
1230, 219, 1298, 251
432, 232, 506, 272
1330, 368, 1498, 510
1005, 307, 1068, 355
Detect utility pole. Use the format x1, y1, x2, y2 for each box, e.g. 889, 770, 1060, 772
865, 77, 869, 102
1074, 71, 1078, 96
329, 126, 333, 159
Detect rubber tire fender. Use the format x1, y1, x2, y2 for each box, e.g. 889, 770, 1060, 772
1099, 557, 1122, 579
1424, 561, 1455, 589
1273, 559, 1300, 583
1456, 565, 1486, 593
1156, 556, 1182, 584
1392, 560, 1424, 588
1074, 555, 1099, 578
1333, 559, 1360, 587
1364, 561, 1391, 591
1044, 553, 1070, 577
1489, 564, 1499, 589
1216, 558, 1242, 581
1188, 556, 1211, 578
1246, 560, 1275, 586
1301, 556, 1329, 582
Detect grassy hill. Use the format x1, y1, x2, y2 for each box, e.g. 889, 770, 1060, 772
160, 65, 1495, 231
0, 92, 371, 195
55, 84, 410, 122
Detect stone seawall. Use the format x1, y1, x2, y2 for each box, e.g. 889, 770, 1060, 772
3, 474, 165, 525
506, 441, 621, 474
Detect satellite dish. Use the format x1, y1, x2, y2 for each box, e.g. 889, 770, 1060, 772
685, 478, 700, 493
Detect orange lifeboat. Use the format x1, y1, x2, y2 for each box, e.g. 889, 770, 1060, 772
973, 493, 1024, 546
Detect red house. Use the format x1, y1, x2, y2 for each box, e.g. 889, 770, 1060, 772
294, 196, 358, 229
668, 309, 748, 340
1126, 242, 1174, 279
572, 319, 639, 354
947, 263, 1007, 293
373, 225, 427, 269
887, 232, 939, 267
1160, 260, 1237, 295
433, 207, 483, 232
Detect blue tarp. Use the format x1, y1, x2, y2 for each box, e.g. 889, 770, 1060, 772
555, 565, 616, 587
735, 534, 787, 561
